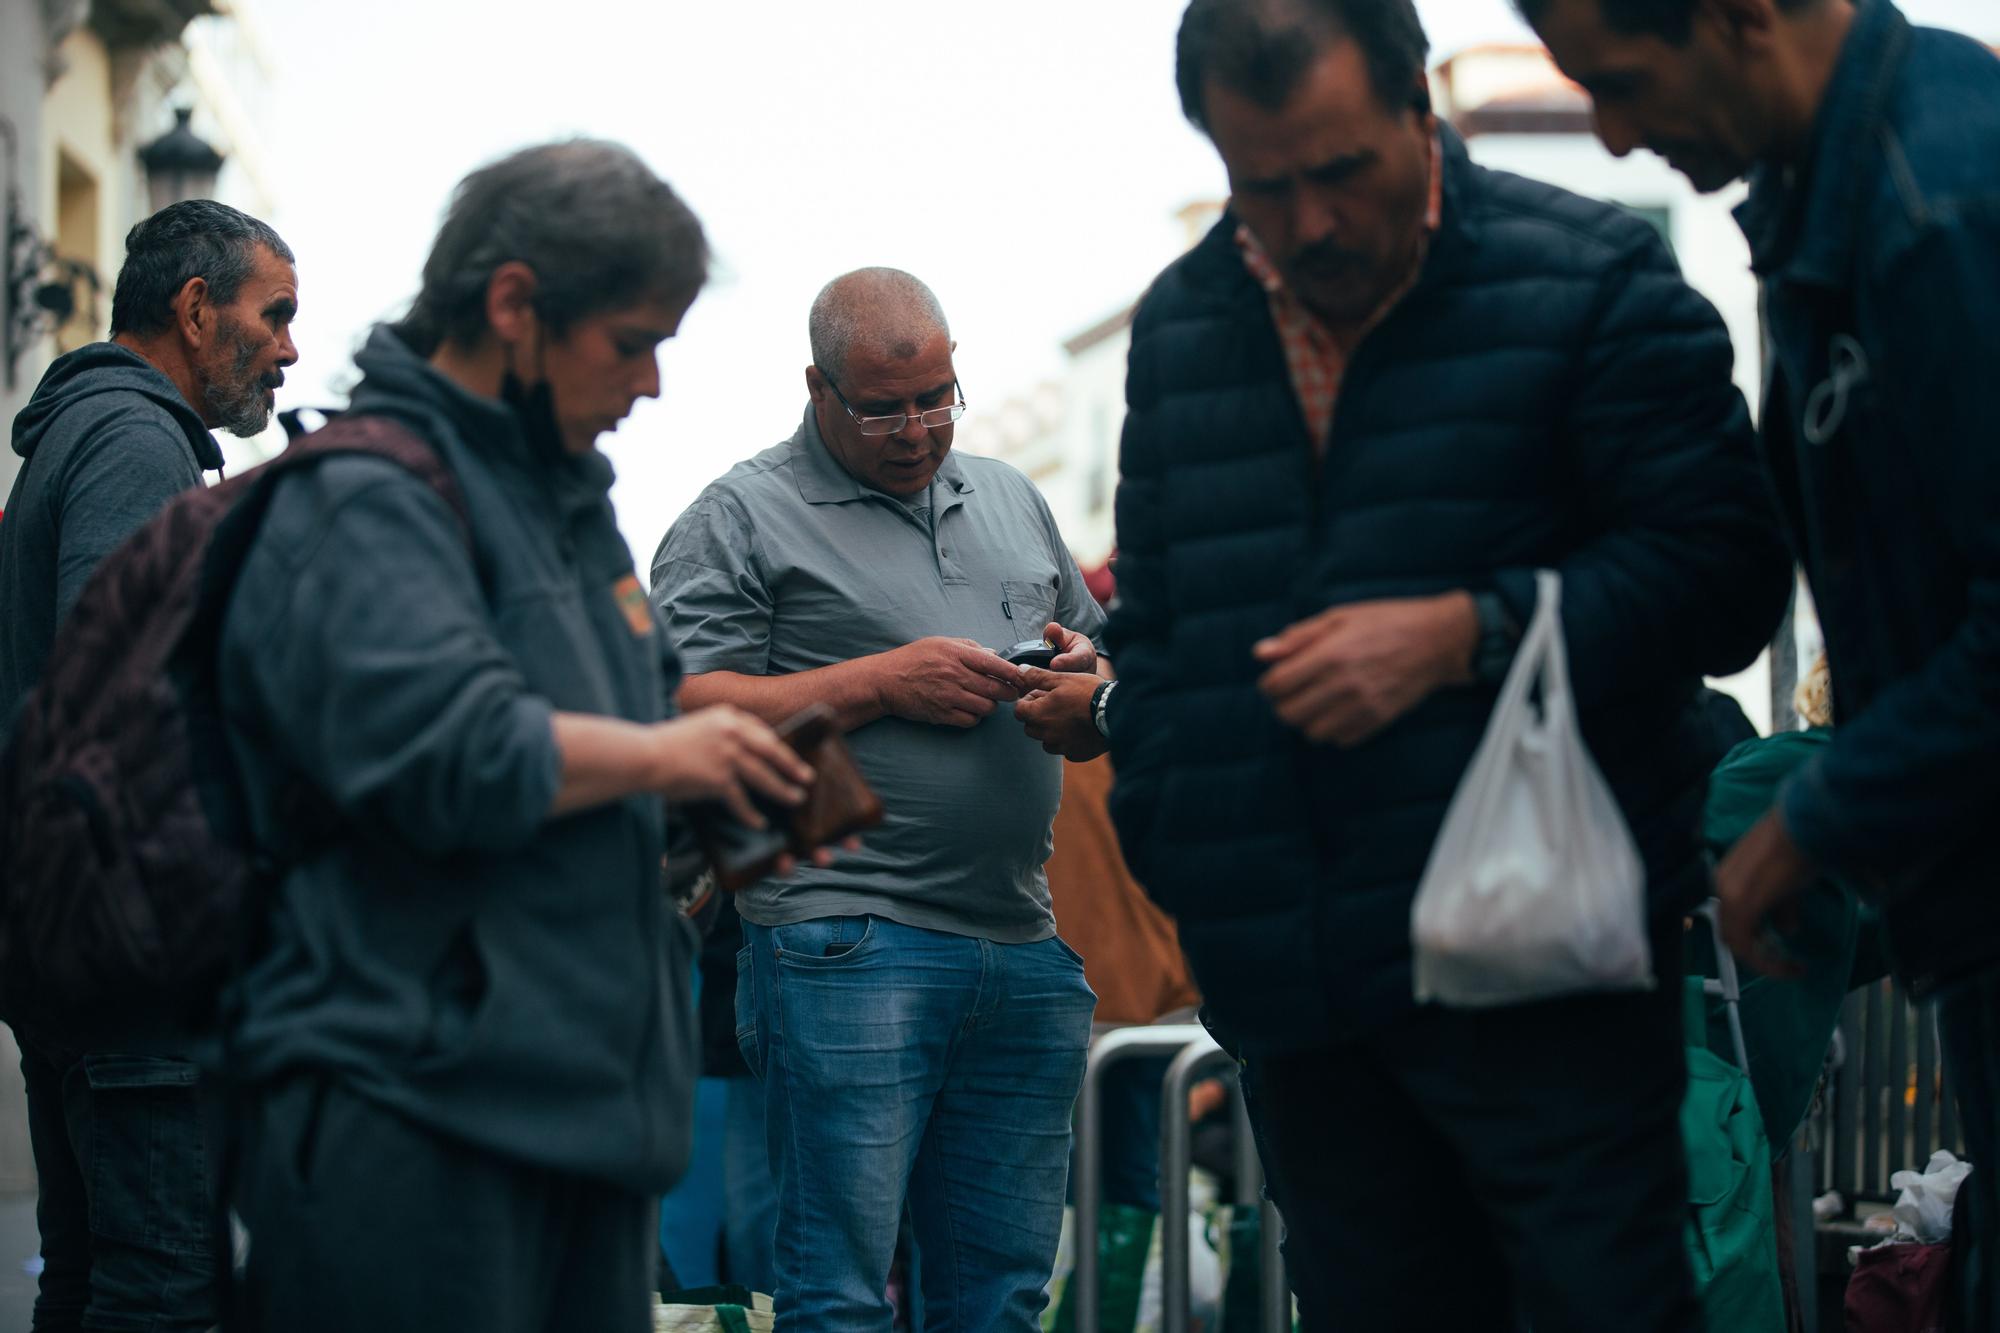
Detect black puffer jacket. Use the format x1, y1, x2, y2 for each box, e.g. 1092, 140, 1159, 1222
1106, 130, 1794, 1055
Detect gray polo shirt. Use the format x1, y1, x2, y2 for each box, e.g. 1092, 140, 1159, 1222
651, 405, 1105, 942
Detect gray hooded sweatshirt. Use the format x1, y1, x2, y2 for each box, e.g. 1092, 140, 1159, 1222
217, 325, 698, 1191
1, 343, 220, 747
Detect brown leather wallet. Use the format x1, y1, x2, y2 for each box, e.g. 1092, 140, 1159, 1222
691, 704, 885, 893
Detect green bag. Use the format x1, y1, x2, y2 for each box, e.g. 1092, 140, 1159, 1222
655, 1284, 774, 1332
1046, 1203, 1156, 1333
1215, 1204, 1264, 1332
1210, 1204, 1297, 1332
1680, 979, 1786, 1332
1042, 1200, 1294, 1333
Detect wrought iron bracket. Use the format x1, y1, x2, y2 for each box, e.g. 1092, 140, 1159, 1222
2, 116, 103, 391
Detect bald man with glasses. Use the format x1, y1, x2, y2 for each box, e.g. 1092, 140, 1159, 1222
650, 267, 1105, 1331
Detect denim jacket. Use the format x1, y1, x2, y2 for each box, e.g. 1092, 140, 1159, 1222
1734, 0, 2000, 995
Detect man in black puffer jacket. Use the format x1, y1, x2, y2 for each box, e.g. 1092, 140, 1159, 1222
1100, 1, 1795, 1328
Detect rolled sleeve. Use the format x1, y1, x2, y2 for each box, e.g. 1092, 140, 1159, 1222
650, 497, 773, 676
223, 464, 562, 857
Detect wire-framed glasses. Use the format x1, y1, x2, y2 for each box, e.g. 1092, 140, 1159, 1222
821, 373, 968, 437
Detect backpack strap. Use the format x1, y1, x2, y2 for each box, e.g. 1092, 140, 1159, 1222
273, 413, 473, 540
183, 414, 482, 858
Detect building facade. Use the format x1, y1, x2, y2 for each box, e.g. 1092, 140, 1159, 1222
2, 0, 283, 503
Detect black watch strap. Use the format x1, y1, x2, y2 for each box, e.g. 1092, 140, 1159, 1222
1472, 590, 1521, 684
1091, 679, 1115, 738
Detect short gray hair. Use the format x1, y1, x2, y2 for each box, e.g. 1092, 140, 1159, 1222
110, 199, 294, 337
808, 268, 950, 382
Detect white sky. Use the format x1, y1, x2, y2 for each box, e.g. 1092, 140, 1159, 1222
252, 0, 1997, 570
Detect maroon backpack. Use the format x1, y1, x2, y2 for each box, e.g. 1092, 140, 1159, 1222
0, 415, 466, 1038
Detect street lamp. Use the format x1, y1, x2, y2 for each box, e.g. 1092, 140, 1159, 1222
137, 107, 224, 213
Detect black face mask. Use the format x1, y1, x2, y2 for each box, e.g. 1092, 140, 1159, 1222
498, 368, 565, 462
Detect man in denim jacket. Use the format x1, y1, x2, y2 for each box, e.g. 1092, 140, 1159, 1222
1522, 0, 2000, 1324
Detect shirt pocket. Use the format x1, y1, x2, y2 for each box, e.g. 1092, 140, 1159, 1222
1000, 578, 1060, 640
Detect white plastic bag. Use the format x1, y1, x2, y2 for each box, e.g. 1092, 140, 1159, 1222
1131, 1208, 1223, 1333
1891, 1149, 1973, 1244
1411, 570, 1653, 1006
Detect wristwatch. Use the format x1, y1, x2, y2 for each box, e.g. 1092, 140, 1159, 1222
1471, 591, 1521, 685
1090, 679, 1116, 738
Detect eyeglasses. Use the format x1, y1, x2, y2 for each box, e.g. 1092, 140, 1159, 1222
821, 372, 968, 437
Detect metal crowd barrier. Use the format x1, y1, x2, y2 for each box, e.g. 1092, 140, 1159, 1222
1814, 978, 1967, 1207
1073, 1024, 1291, 1333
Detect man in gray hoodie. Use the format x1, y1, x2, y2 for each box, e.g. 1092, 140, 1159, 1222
0, 198, 296, 1332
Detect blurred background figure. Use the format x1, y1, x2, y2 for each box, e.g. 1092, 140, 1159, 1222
658, 894, 778, 1296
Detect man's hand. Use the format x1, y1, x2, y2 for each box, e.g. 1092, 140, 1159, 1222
1716, 807, 1818, 978
1014, 667, 1109, 761
877, 636, 1024, 728
1254, 592, 1478, 746
1043, 621, 1098, 674
649, 706, 814, 828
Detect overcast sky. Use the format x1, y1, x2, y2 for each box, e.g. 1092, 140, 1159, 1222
252, 0, 1998, 569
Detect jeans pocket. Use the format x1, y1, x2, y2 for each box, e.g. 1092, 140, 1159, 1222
81, 1056, 214, 1257
734, 942, 762, 1079
771, 915, 878, 969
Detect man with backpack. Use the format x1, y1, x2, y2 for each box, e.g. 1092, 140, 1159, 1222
0, 198, 296, 1332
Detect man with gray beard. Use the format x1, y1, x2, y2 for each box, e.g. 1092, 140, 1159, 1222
0, 197, 296, 1331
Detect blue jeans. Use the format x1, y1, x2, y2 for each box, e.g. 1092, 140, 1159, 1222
659, 1076, 730, 1288
722, 1076, 778, 1294
737, 915, 1095, 1332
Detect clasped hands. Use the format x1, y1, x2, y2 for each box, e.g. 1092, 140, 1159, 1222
879, 622, 1096, 731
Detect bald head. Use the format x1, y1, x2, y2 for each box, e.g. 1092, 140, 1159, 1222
808, 268, 951, 382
